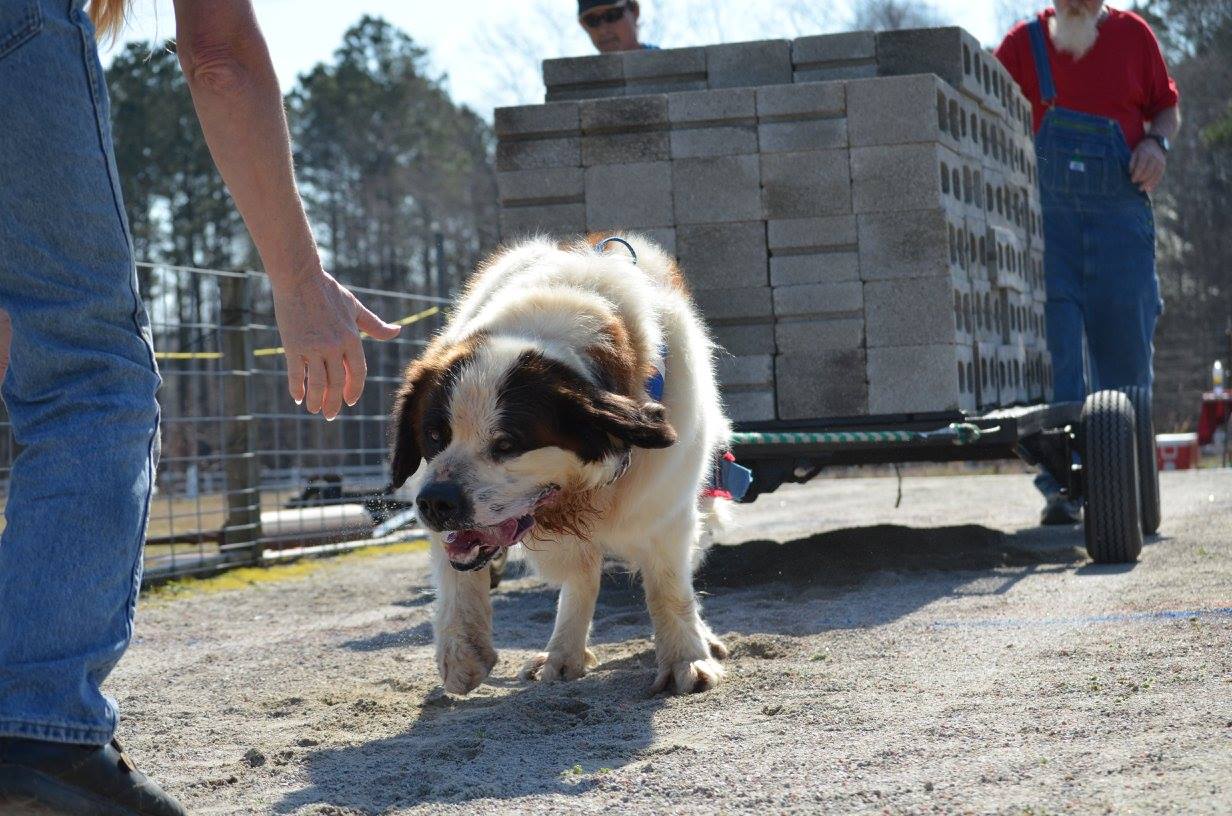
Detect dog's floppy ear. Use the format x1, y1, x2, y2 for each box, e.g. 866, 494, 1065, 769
571, 388, 677, 450
388, 361, 434, 490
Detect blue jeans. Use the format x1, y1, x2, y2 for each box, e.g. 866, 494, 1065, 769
1030, 109, 1161, 498
0, 0, 161, 745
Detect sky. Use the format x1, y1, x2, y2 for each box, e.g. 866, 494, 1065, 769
102, 1, 1033, 117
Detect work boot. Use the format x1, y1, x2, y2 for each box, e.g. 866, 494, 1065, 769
1040, 494, 1082, 526
0, 737, 186, 815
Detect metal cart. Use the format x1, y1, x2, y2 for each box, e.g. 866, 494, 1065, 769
728, 386, 1161, 564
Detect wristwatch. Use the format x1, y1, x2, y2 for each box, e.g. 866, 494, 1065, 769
1144, 133, 1170, 153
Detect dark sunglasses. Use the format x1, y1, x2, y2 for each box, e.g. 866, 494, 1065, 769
581, 6, 627, 28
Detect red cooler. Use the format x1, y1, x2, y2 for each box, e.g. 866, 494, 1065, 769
1156, 432, 1199, 470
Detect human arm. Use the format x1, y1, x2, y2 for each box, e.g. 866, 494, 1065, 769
171, 0, 399, 420
1131, 105, 1180, 194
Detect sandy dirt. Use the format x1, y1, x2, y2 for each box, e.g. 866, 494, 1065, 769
111, 469, 1232, 815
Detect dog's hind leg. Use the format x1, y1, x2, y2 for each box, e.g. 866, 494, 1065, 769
640, 517, 726, 695
521, 543, 602, 683
431, 538, 497, 695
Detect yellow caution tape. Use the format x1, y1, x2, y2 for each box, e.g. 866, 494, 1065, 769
153, 351, 223, 360
151, 305, 442, 361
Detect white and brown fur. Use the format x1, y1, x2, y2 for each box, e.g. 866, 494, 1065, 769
388, 233, 732, 695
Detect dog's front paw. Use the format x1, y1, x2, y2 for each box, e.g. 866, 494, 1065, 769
437, 635, 497, 695
650, 657, 724, 695
519, 648, 598, 683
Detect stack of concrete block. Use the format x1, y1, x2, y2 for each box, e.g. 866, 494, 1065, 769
495, 26, 1049, 422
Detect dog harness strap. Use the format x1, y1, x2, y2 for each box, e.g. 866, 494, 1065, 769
1027, 19, 1057, 108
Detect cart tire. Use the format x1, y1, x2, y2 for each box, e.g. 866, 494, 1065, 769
1082, 390, 1143, 563
488, 548, 509, 590
1124, 385, 1161, 535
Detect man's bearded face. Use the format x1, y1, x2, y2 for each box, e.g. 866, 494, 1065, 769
1052, 0, 1105, 58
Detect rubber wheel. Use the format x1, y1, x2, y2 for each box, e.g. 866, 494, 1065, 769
488, 548, 509, 590
1124, 385, 1161, 535
1082, 390, 1144, 563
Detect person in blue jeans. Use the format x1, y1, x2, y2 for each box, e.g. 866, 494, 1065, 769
0, 0, 401, 812
996, 0, 1180, 525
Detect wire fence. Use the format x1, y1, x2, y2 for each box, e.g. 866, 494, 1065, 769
0, 262, 446, 584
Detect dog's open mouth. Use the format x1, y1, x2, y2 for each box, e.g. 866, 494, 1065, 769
442, 486, 559, 571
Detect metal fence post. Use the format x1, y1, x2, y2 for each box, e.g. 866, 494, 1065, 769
220, 271, 262, 564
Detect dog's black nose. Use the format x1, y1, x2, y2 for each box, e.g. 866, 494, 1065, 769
417, 481, 469, 530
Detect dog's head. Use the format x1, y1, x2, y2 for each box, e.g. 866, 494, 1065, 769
388, 333, 675, 571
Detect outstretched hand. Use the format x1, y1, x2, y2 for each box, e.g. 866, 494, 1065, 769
273, 271, 401, 420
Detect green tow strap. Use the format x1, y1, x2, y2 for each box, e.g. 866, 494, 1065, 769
730, 422, 993, 448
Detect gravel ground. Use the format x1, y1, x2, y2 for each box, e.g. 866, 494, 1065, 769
113, 469, 1232, 815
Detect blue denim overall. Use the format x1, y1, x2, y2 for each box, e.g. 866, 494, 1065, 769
1028, 19, 1162, 497
0, 0, 162, 745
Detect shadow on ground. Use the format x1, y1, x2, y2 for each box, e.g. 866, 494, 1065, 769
285, 521, 1100, 812
275, 650, 665, 814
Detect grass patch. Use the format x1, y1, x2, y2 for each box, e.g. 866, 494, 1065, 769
146, 538, 429, 602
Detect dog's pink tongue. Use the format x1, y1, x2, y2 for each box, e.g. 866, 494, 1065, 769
445, 518, 522, 559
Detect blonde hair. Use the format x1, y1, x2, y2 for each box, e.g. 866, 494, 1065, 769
89, 0, 129, 43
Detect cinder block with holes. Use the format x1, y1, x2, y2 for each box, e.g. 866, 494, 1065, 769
974, 341, 1000, 409
989, 226, 1028, 293
676, 221, 769, 289
850, 142, 964, 214
847, 74, 963, 155
876, 27, 990, 105
965, 213, 990, 283
864, 277, 972, 348
857, 208, 966, 283
983, 166, 1012, 230
971, 278, 1000, 345
706, 39, 792, 90
791, 31, 877, 83
867, 344, 971, 414
776, 350, 868, 420
997, 343, 1028, 406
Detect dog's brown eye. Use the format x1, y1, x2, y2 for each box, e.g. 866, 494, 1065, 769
427, 429, 443, 443
493, 437, 517, 455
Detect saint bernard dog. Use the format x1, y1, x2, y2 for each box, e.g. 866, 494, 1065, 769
388, 233, 732, 695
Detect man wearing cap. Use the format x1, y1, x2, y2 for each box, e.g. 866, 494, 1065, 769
578, 0, 658, 53
995, 0, 1180, 525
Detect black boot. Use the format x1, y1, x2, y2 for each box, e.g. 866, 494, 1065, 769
0, 737, 186, 816
1040, 494, 1082, 526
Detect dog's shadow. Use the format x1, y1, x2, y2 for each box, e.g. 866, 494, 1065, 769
274, 650, 665, 813
281, 521, 1093, 812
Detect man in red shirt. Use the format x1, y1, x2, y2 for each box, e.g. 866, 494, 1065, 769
996, 1, 1180, 525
